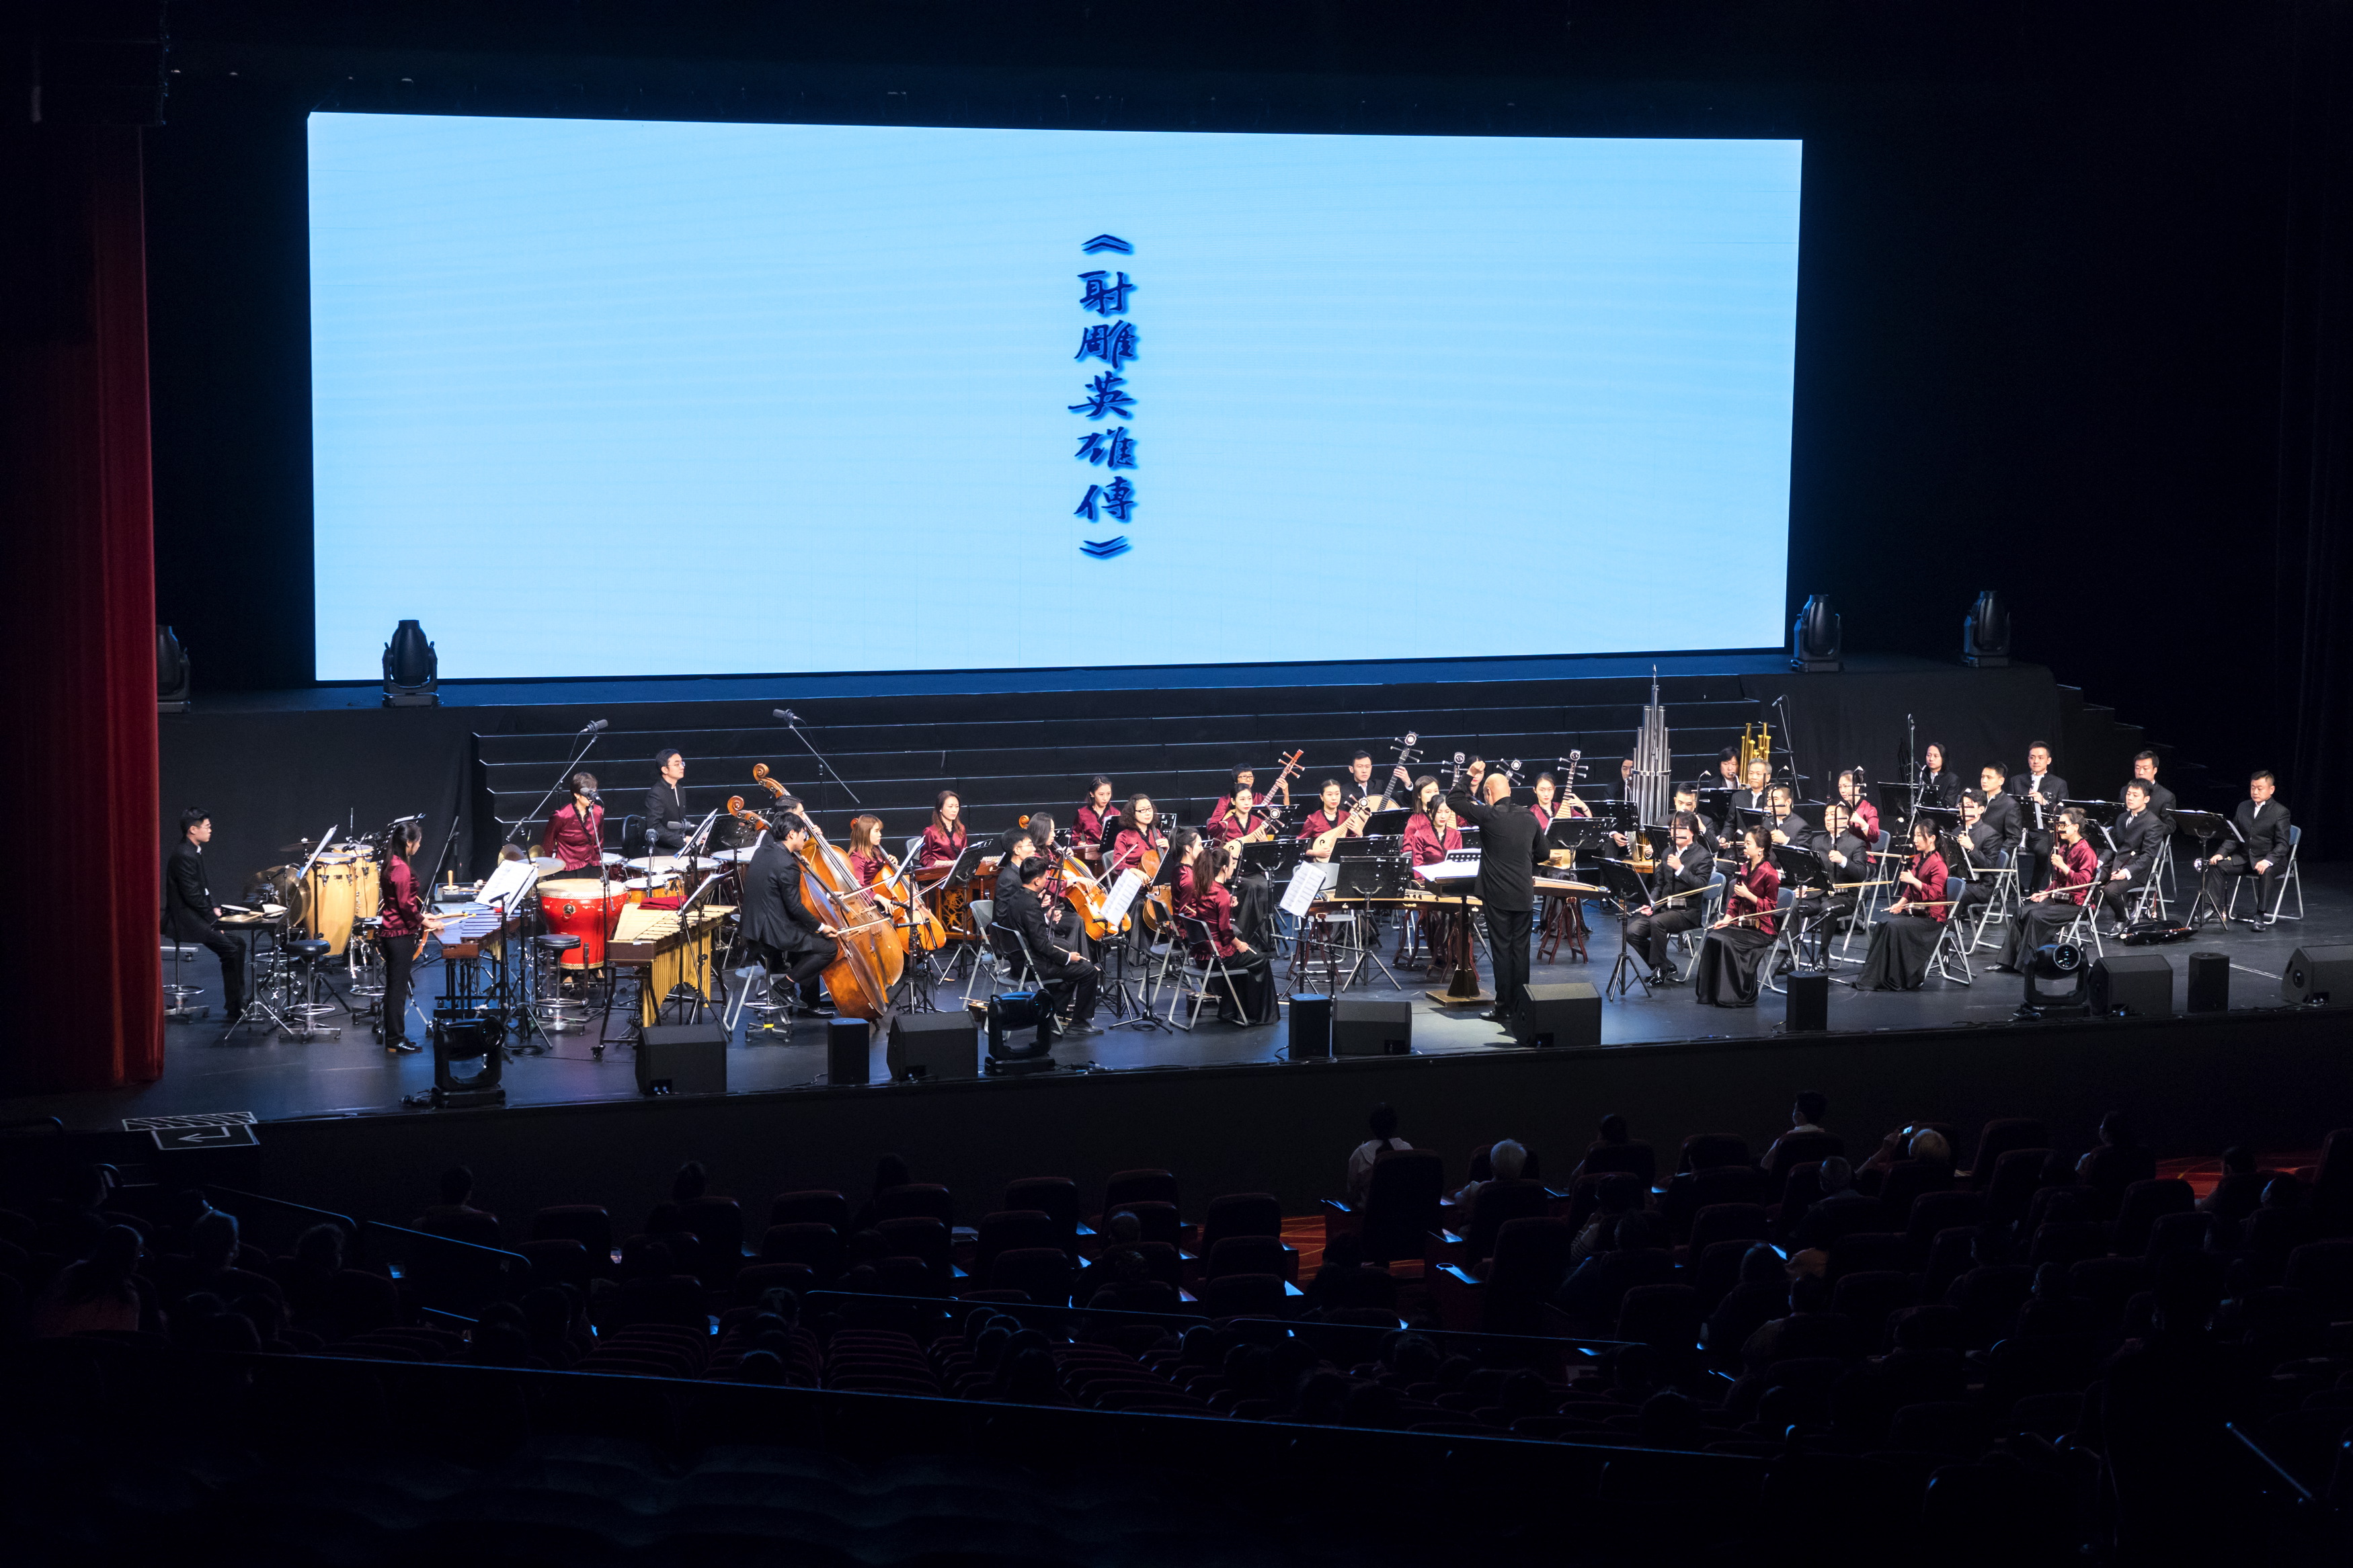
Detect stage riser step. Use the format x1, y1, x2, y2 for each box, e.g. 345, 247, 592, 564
479, 735, 1748, 793
471, 700, 1760, 765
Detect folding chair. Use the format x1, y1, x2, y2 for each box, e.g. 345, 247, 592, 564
1165, 913, 1247, 1031
1857, 829, 1894, 925
1966, 852, 2020, 954
1925, 872, 1975, 986
2224, 825, 2303, 922
1760, 888, 1804, 994
960, 898, 1010, 1001
2052, 854, 2111, 958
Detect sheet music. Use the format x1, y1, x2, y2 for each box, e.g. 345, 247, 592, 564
477, 856, 540, 911
1280, 860, 1339, 917
1098, 867, 1146, 928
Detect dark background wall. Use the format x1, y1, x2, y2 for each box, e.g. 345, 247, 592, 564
139, 2, 2348, 835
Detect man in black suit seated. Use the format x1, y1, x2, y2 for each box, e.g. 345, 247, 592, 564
1550, 1208, 1675, 1335
2198, 769, 2292, 927
1449, 770, 1548, 1026
2100, 779, 2166, 929
997, 856, 1099, 1037
164, 807, 244, 1022
1975, 764, 2022, 857
735, 813, 838, 1016
2005, 743, 2069, 893
643, 749, 693, 853
2125, 750, 2177, 834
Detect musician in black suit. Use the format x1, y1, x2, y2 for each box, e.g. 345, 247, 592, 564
1764, 785, 1826, 858
2006, 745, 2069, 893
998, 857, 1101, 1035
2126, 751, 2178, 833
1919, 743, 1963, 811
1449, 772, 1548, 1025
2198, 770, 2293, 927
164, 808, 244, 1022
1669, 785, 1715, 848
737, 815, 838, 1015
1976, 765, 2022, 856
1811, 800, 1875, 934
1626, 814, 1712, 981
1948, 790, 2009, 932
643, 749, 692, 853
2100, 781, 2167, 927
1720, 756, 1774, 849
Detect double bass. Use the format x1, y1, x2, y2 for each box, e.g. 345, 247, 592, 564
735, 776, 906, 1022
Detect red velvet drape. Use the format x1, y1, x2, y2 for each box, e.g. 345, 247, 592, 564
0, 124, 165, 1091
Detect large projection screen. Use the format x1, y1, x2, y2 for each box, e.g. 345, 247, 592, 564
308, 115, 1801, 680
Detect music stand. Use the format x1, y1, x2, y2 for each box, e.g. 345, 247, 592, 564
1593, 857, 1659, 999
2174, 809, 2237, 926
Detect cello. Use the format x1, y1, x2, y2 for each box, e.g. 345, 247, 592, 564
735, 778, 906, 1023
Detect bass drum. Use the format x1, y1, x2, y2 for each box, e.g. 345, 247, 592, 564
539, 879, 621, 968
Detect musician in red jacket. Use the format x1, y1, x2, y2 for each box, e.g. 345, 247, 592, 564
374, 821, 444, 1055
1993, 808, 2100, 971
543, 772, 605, 876
1175, 844, 1275, 1024
1075, 776, 1118, 864
1109, 795, 1167, 876
1858, 818, 1952, 990
916, 791, 967, 873
1692, 827, 1780, 1006
1835, 771, 1880, 845
1402, 796, 1463, 867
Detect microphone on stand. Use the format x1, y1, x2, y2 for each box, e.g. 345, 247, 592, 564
579, 718, 608, 734
774, 708, 801, 723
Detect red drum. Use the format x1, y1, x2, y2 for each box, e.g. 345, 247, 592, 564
539, 879, 620, 968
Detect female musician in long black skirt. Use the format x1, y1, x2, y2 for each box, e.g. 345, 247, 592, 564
1858, 820, 1952, 990
1693, 828, 1781, 1007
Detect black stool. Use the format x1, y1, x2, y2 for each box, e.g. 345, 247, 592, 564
285, 937, 342, 1040
534, 933, 586, 1032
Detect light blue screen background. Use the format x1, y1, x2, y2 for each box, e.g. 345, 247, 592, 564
309, 114, 1800, 680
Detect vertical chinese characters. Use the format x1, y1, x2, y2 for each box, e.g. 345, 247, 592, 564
1072, 237, 1137, 558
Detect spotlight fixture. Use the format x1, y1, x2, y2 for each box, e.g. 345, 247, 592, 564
1790, 594, 1842, 672
382, 618, 440, 707
1962, 590, 2012, 667
2018, 941, 2088, 1016
157, 624, 192, 714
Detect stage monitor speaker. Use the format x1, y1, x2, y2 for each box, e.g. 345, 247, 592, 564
826, 1017, 870, 1085
1785, 971, 1829, 1033
636, 1022, 727, 1096
1333, 997, 1412, 1057
2089, 953, 2173, 1018
1288, 993, 1333, 1059
2187, 951, 2230, 1014
2282, 945, 2353, 1006
1515, 983, 1600, 1048
889, 1011, 978, 1081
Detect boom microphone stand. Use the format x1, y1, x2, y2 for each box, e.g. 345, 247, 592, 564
774, 708, 858, 826
508, 720, 609, 848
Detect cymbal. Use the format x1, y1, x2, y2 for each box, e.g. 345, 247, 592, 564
277, 837, 321, 856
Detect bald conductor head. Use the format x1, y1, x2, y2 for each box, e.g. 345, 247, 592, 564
1482, 773, 1511, 804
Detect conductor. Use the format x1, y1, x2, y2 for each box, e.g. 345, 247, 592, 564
1448, 770, 1548, 1026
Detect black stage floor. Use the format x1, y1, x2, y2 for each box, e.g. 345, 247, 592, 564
17, 868, 2340, 1132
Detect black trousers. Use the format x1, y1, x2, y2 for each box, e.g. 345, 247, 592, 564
376, 933, 416, 1042
2020, 832, 2056, 894
194, 926, 245, 1012
746, 940, 828, 1008
1625, 907, 1700, 971
2200, 854, 2283, 921
1484, 905, 1533, 1014
1033, 951, 1101, 1022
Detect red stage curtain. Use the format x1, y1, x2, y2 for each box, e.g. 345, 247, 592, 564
0, 124, 164, 1091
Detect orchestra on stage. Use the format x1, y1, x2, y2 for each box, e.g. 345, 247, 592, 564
169, 712, 2301, 1050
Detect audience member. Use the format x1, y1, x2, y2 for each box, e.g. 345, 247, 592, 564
1346, 1104, 1412, 1206
1452, 1137, 1526, 1206
1790, 1157, 1877, 1251
1570, 1172, 1642, 1267
1759, 1090, 1831, 1170
28, 1223, 147, 1337
2196, 1143, 2264, 1223
1552, 1210, 1673, 1331
2081, 1111, 2157, 1201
